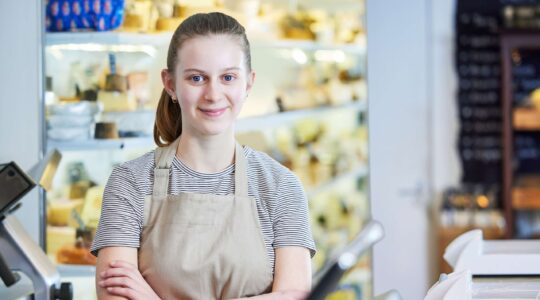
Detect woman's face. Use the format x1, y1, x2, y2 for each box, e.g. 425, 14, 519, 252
165, 34, 255, 137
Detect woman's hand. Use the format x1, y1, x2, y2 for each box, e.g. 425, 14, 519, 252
98, 260, 160, 300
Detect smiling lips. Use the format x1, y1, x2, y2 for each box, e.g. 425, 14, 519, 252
199, 107, 227, 117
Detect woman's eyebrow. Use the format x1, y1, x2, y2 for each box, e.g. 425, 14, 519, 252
183, 67, 242, 73
183, 68, 206, 74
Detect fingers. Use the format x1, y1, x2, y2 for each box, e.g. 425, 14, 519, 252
100, 267, 138, 280
100, 260, 141, 281
110, 260, 137, 269
105, 286, 139, 300
105, 283, 159, 300
99, 260, 159, 300
100, 276, 147, 300
99, 276, 136, 289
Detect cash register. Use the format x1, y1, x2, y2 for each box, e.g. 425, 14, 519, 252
0, 151, 73, 300
425, 229, 540, 299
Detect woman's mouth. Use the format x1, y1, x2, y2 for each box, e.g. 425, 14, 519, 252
199, 107, 227, 118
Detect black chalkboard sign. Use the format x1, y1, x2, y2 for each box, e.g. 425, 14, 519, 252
456, 0, 540, 199
456, 0, 503, 186
457, 0, 540, 237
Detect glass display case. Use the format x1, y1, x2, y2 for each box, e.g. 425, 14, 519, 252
42, 0, 370, 298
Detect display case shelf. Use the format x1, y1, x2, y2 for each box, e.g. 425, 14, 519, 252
57, 264, 96, 277
47, 136, 155, 152
47, 101, 367, 152
236, 101, 367, 132
45, 32, 366, 53
251, 37, 366, 54
46, 31, 173, 46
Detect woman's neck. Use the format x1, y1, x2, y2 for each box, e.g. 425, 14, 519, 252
175, 131, 236, 174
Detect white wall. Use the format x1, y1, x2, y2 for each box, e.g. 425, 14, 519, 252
368, 0, 460, 298
367, 0, 431, 298
0, 1, 43, 242
431, 1, 460, 204
430, 0, 461, 280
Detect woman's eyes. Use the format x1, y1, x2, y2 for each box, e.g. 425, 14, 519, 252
223, 74, 235, 82
187, 74, 237, 83
190, 75, 205, 82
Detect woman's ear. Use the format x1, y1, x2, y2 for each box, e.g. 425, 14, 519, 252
246, 70, 256, 96
161, 69, 176, 99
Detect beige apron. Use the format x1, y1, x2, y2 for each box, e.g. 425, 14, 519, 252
139, 138, 273, 300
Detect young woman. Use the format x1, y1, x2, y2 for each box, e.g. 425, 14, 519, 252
91, 12, 316, 300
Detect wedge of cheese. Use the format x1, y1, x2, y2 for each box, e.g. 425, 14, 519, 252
47, 226, 76, 257
48, 199, 83, 226
98, 91, 137, 112
81, 186, 104, 229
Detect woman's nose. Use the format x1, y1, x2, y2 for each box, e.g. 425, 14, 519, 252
203, 80, 222, 101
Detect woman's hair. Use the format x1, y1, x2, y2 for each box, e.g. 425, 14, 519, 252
153, 12, 252, 146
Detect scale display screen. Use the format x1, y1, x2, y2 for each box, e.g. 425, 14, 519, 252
0, 162, 35, 218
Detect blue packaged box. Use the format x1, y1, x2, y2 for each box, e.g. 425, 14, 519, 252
46, 0, 125, 32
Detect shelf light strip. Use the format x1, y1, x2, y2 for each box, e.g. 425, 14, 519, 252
47, 44, 157, 56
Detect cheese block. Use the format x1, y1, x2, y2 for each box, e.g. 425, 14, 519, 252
155, 17, 183, 31
123, 14, 145, 30
47, 226, 76, 256
94, 122, 119, 139
105, 74, 128, 92
69, 181, 91, 199
48, 199, 84, 226
325, 78, 353, 106
81, 186, 104, 229
122, 0, 156, 32
98, 90, 137, 112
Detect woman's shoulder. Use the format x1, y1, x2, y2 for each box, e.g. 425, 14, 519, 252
110, 150, 155, 182
104, 150, 156, 196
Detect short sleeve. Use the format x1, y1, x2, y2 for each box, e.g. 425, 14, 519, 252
90, 165, 143, 256
272, 171, 316, 257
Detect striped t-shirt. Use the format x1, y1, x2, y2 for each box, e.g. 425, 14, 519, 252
91, 146, 316, 272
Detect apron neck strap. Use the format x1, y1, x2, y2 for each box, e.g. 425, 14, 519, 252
155, 137, 181, 169
152, 138, 180, 198
234, 142, 248, 198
